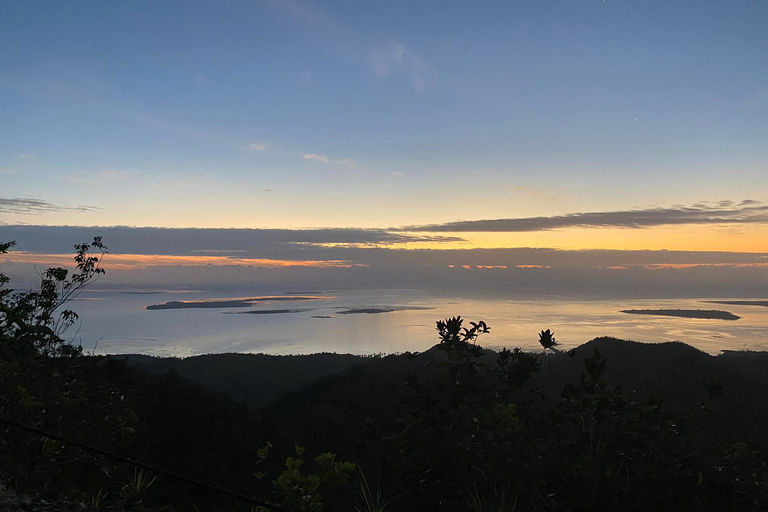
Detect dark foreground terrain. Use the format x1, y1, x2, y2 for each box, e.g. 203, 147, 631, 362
3, 326, 768, 511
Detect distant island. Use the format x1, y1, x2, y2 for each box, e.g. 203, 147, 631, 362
225, 308, 311, 315
704, 300, 768, 308
146, 295, 329, 310
336, 306, 433, 315
621, 309, 740, 320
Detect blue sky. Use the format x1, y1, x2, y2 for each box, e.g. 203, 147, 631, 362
1, 0, 766, 243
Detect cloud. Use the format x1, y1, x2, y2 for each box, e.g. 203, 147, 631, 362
401, 200, 768, 232
16, 153, 37, 161
368, 41, 428, 93
0, 197, 102, 215
248, 142, 269, 151
0, 225, 463, 258
4, 227, 768, 298
302, 153, 330, 163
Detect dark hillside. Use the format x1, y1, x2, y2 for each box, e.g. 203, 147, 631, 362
541, 338, 768, 442
5, 337, 768, 511
117, 339, 768, 448
121, 352, 363, 407
253, 338, 768, 451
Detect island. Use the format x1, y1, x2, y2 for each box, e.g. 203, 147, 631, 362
226, 308, 310, 315
703, 300, 768, 308
336, 306, 433, 315
146, 295, 330, 310
620, 309, 740, 320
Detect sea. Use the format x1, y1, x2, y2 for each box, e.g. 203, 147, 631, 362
63, 288, 768, 357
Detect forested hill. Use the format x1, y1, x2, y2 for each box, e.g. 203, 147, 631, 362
5, 335, 768, 511
121, 339, 768, 442
121, 352, 364, 407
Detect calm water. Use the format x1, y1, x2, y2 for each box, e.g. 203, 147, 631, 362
67, 289, 768, 357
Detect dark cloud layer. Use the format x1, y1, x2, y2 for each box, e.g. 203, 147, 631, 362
2, 224, 767, 298
1, 225, 767, 269
402, 200, 768, 232
0, 197, 101, 215
0, 225, 462, 257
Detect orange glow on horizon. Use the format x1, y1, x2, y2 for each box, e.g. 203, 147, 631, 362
4, 252, 361, 270
393, 224, 768, 253
643, 263, 768, 269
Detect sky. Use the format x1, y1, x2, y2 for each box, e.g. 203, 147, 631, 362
1, 1, 767, 294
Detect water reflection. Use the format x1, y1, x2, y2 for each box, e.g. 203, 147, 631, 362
69, 289, 768, 356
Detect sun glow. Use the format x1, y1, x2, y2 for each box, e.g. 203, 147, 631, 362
392, 224, 768, 252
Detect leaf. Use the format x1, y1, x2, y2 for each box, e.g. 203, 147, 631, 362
41, 438, 58, 456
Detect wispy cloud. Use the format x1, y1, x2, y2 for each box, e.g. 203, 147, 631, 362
248, 142, 270, 151
16, 153, 37, 161
401, 200, 768, 232
0, 197, 102, 215
302, 153, 330, 163
368, 41, 429, 93
302, 154, 356, 167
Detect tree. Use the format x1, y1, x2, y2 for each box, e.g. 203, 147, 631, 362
0, 237, 108, 357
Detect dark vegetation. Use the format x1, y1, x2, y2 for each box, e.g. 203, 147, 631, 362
122, 352, 362, 408
2, 240, 767, 511
621, 309, 741, 320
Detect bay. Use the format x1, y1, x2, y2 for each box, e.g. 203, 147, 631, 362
66, 288, 768, 357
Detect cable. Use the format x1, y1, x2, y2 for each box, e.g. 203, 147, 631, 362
0, 416, 288, 512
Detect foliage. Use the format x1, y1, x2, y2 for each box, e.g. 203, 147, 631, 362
372, 318, 767, 510
255, 443, 356, 512
354, 467, 399, 512
0, 238, 141, 506
1, 237, 107, 357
